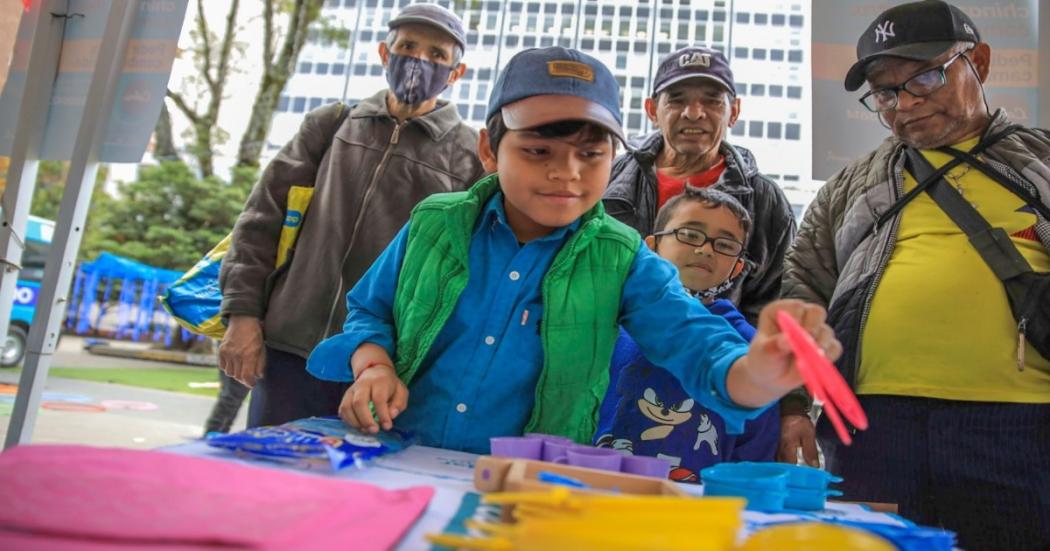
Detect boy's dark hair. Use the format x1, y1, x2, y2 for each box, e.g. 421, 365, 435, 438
486, 112, 618, 155
654, 187, 752, 244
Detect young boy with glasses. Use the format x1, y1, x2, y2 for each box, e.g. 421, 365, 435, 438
595, 187, 779, 482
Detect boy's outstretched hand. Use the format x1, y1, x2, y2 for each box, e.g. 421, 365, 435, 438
727, 299, 842, 409
340, 344, 409, 434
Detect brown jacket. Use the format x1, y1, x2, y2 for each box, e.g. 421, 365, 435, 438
220, 90, 486, 358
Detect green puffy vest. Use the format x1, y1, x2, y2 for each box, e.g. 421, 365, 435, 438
391, 174, 640, 443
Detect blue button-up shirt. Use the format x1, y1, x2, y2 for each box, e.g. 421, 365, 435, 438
308, 193, 757, 454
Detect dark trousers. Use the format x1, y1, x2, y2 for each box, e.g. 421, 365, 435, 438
246, 346, 350, 428
820, 395, 1050, 551
203, 369, 250, 434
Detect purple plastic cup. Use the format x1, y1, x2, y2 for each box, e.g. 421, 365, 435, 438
563, 446, 623, 471
524, 433, 575, 445
541, 440, 575, 463
621, 455, 670, 478
490, 436, 543, 459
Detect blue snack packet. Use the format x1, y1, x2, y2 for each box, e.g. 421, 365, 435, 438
206, 416, 414, 471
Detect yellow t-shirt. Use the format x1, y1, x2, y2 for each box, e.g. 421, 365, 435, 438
857, 137, 1050, 402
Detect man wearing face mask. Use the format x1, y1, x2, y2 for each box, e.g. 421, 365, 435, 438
218, 3, 486, 427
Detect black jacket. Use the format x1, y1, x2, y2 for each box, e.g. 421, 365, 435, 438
603, 132, 797, 323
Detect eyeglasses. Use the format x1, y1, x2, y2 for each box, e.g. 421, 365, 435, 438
859, 51, 968, 113
653, 227, 744, 257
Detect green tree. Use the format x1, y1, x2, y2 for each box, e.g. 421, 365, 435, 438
80, 161, 255, 271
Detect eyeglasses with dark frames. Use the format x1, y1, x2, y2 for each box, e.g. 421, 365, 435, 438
653, 227, 744, 257
859, 50, 970, 113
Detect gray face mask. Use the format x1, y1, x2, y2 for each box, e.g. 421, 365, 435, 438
385, 53, 453, 106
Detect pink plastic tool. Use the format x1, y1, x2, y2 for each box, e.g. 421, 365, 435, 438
776, 310, 869, 445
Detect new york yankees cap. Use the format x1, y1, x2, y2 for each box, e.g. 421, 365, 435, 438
845, 0, 980, 91
652, 46, 736, 97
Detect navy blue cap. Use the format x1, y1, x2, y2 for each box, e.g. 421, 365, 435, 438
845, 0, 980, 91
486, 47, 626, 144
388, 3, 466, 50
652, 46, 736, 97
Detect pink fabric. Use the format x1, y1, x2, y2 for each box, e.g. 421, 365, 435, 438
0, 445, 434, 550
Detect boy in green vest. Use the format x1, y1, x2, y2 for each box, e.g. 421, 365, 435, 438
307, 47, 840, 453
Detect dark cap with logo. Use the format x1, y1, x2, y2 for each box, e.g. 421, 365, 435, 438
486, 47, 626, 145
388, 3, 467, 50
845, 0, 980, 91
652, 46, 736, 97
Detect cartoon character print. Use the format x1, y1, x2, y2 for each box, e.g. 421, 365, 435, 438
693, 414, 719, 455
638, 387, 695, 440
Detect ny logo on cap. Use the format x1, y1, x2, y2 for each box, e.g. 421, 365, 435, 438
679, 52, 711, 68
963, 23, 975, 36
874, 20, 895, 43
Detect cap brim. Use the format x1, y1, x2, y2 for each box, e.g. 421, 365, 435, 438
844, 41, 956, 91
501, 95, 628, 146
654, 74, 735, 96
388, 16, 465, 49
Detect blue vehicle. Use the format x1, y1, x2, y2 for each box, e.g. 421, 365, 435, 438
2, 215, 54, 367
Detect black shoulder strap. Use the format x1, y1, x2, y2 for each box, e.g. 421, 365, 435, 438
904, 147, 1033, 281
872, 124, 1022, 231
934, 145, 1050, 223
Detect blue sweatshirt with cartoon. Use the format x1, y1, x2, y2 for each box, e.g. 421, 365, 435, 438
594, 299, 780, 483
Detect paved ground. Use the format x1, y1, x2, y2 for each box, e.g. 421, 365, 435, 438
0, 336, 248, 449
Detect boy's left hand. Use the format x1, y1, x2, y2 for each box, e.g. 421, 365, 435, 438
728, 299, 842, 408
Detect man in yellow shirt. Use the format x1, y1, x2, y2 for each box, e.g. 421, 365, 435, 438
782, 2, 1050, 549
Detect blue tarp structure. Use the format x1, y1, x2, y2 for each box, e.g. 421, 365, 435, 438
66, 252, 201, 346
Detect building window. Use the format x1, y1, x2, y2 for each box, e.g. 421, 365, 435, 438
767, 122, 782, 139
293, 97, 306, 113
523, 35, 536, 47
789, 50, 803, 63
772, 14, 786, 26
298, 62, 313, 73
476, 83, 488, 101
785, 123, 801, 140
736, 11, 749, 24
750, 84, 765, 96
731, 121, 745, 136
789, 14, 804, 27
309, 97, 323, 110
354, 64, 367, 75
471, 105, 486, 120
748, 121, 763, 138
735, 81, 747, 96
770, 49, 784, 62
754, 13, 768, 25
627, 113, 642, 130
751, 48, 766, 60
769, 85, 783, 97
787, 86, 802, 99
616, 54, 627, 69
316, 63, 329, 75
734, 47, 748, 59
370, 65, 382, 76
457, 103, 469, 119
277, 95, 289, 112
332, 63, 345, 75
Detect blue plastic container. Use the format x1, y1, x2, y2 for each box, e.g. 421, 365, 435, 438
783, 485, 843, 510
734, 461, 842, 490
703, 479, 788, 511
701, 463, 790, 511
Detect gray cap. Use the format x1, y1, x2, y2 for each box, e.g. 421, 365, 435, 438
388, 3, 467, 51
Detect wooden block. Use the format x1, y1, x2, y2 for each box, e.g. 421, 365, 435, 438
472, 455, 686, 497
